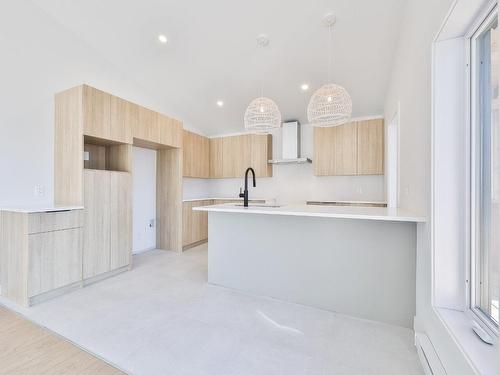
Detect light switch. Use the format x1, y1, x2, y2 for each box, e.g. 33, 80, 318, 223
83, 151, 90, 161
149, 219, 155, 228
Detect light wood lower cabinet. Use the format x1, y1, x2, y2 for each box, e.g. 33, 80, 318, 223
28, 228, 83, 298
83, 169, 131, 280
182, 200, 212, 248
83, 170, 111, 279
110, 172, 132, 269
0, 209, 84, 306
182, 199, 265, 249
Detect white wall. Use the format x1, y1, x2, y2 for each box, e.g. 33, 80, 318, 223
132, 147, 157, 253
0, 1, 172, 207
183, 123, 386, 204
384, 0, 476, 373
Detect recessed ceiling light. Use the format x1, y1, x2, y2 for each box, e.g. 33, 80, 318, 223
301, 83, 310, 91
216, 100, 224, 107
158, 34, 168, 44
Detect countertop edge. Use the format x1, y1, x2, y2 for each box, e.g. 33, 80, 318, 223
193, 205, 426, 223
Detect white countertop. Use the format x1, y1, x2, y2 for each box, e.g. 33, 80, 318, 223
193, 203, 426, 223
0, 206, 84, 213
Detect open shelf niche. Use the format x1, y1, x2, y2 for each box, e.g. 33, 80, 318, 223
83, 135, 132, 173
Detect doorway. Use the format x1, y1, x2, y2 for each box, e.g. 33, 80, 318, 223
132, 146, 157, 253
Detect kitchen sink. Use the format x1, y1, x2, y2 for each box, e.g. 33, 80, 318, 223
234, 204, 281, 208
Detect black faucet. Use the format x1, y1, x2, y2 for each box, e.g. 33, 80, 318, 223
239, 167, 256, 207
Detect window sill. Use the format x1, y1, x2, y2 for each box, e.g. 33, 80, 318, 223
436, 307, 498, 375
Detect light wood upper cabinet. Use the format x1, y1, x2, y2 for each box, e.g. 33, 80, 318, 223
314, 123, 357, 176
222, 135, 252, 177
110, 96, 134, 144
162, 118, 183, 148
314, 118, 384, 176
134, 106, 159, 143
357, 119, 384, 175
83, 86, 111, 140
250, 134, 273, 178
183, 130, 209, 178
206, 134, 272, 178
209, 138, 224, 178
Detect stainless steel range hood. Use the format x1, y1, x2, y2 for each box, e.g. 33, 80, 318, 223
268, 121, 312, 164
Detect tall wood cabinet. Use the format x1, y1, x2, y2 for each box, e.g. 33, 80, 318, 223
83, 169, 131, 280
314, 118, 384, 176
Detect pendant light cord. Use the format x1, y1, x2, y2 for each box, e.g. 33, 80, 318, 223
328, 24, 332, 84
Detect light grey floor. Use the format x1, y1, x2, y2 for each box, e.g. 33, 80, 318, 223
1, 244, 423, 375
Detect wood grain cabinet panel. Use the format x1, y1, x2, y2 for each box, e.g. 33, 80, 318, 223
83, 86, 111, 140
314, 123, 357, 176
250, 134, 273, 177
357, 119, 384, 175
134, 106, 159, 143
314, 118, 384, 176
110, 172, 132, 270
161, 117, 183, 148
222, 135, 251, 177
183, 130, 209, 178
182, 200, 212, 248
28, 228, 83, 297
83, 170, 111, 279
209, 138, 224, 178
110, 96, 133, 144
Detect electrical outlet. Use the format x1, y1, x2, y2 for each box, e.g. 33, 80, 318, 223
356, 186, 363, 195
34, 184, 45, 197
149, 219, 155, 228
403, 186, 410, 196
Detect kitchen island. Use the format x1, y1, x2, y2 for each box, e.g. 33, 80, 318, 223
194, 203, 425, 328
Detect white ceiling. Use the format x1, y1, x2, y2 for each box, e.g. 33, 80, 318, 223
32, 0, 405, 136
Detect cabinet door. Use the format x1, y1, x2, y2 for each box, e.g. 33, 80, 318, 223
110, 96, 133, 144
110, 172, 132, 270
160, 116, 183, 148
28, 228, 83, 297
183, 131, 210, 178
314, 123, 357, 176
357, 119, 384, 175
209, 138, 224, 178
83, 86, 111, 139
83, 170, 111, 279
222, 135, 251, 177
134, 106, 159, 143
250, 134, 272, 177
182, 201, 194, 247
183, 131, 195, 177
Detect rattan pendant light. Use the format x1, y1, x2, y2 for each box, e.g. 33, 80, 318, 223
308, 14, 352, 127
244, 35, 282, 133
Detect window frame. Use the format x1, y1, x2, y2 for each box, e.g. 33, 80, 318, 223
468, 3, 499, 335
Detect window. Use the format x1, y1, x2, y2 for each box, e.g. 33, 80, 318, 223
471, 9, 499, 328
